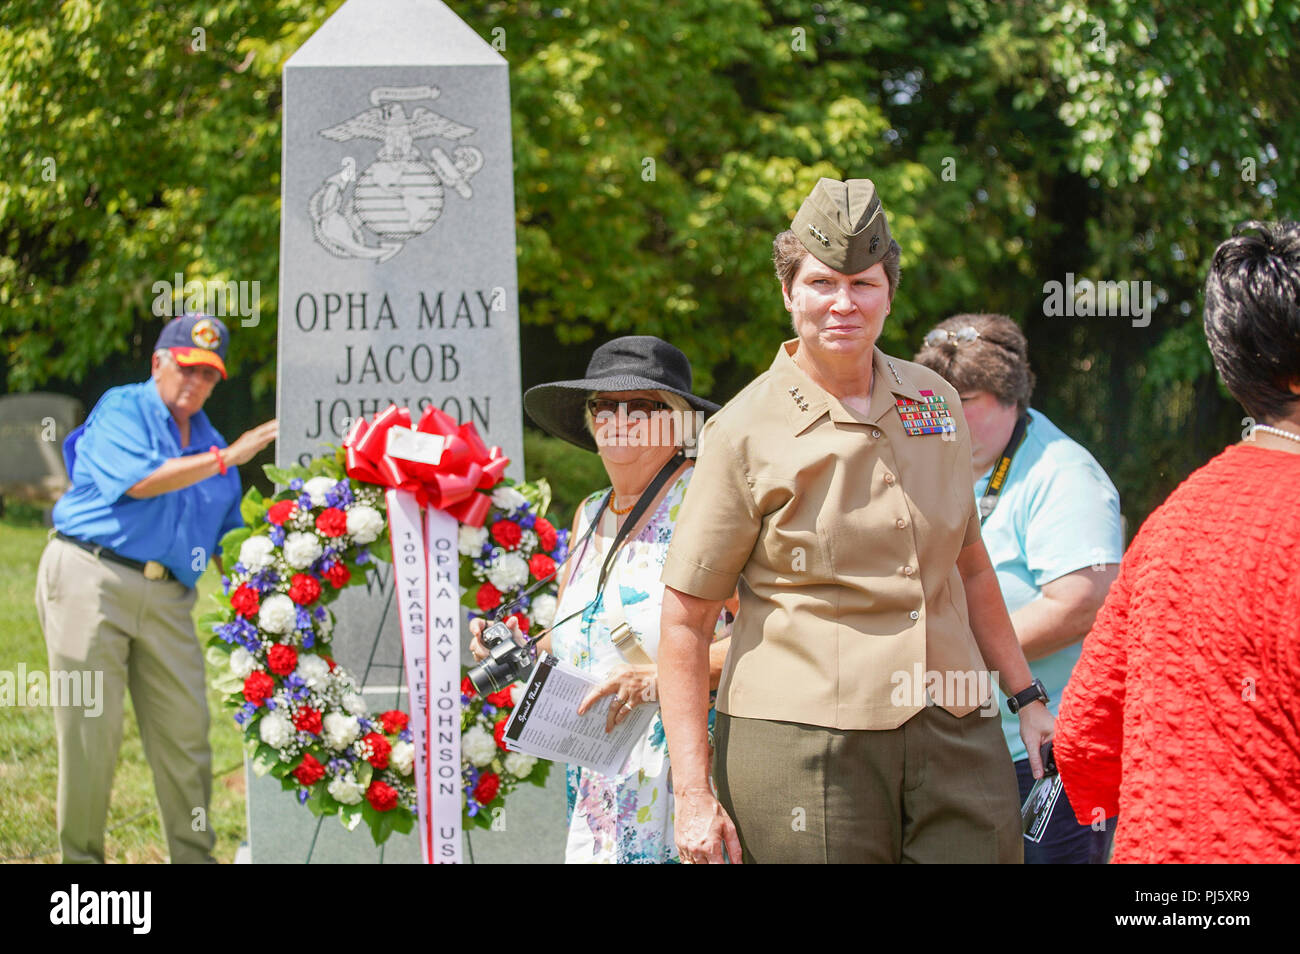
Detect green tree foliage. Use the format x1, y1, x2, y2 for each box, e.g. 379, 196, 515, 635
3, 0, 1297, 522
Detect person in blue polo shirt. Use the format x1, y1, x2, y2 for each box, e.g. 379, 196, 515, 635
916, 313, 1123, 864
35, 314, 277, 863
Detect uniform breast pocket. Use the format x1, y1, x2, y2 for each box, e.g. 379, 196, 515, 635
751, 479, 831, 586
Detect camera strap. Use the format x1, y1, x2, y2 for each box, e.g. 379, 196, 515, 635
528, 452, 686, 645
978, 413, 1029, 524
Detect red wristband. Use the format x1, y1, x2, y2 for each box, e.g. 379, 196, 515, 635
210, 445, 227, 476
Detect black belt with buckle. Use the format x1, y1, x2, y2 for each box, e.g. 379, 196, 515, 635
55, 531, 173, 582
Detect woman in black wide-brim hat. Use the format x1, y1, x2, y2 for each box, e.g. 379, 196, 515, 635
470, 335, 734, 864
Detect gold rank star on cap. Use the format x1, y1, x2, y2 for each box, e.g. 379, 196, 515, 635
790, 177, 892, 274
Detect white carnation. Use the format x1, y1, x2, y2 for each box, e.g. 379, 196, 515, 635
323, 712, 360, 750
328, 775, 365, 805
283, 531, 323, 569
504, 751, 537, 778
343, 691, 368, 717
258, 711, 293, 748
303, 476, 339, 508
390, 740, 415, 776
458, 524, 488, 556
486, 552, 529, 591
294, 654, 331, 690
491, 486, 528, 512
258, 594, 297, 635
463, 726, 497, 767
229, 646, 257, 678
530, 594, 557, 628
345, 504, 384, 544
238, 535, 276, 571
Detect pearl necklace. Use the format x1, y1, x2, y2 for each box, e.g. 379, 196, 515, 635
1253, 424, 1300, 445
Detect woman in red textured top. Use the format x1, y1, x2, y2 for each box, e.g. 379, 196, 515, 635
1055, 220, 1300, 863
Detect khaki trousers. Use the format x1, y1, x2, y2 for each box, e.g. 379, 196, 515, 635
714, 704, 1022, 864
34, 537, 214, 864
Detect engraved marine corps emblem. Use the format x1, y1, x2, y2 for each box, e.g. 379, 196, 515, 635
308, 85, 484, 264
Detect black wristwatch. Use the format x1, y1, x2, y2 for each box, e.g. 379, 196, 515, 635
1006, 678, 1049, 714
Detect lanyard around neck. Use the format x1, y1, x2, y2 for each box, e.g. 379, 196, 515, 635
978, 413, 1029, 524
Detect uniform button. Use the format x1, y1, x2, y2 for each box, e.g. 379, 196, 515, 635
903, 565, 915, 577
909, 610, 920, 621
871, 428, 882, 439
896, 518, 907, 529
884, 472, 896, 485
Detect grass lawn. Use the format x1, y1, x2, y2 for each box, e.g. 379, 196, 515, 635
0, 432, 596, 864
0, 503, 247, 863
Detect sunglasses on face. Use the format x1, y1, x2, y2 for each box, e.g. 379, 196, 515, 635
586, 398, 672, 417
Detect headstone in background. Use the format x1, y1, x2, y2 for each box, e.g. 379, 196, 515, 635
0, 393, 83, 517
259, 0, 565, 863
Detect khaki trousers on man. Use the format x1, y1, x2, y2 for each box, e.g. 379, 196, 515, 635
35, 537, 215, 864
715, 703, 1023, 864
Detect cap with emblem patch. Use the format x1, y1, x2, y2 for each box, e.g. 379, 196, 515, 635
154, 314, 229, 379
791, 177, 892, 275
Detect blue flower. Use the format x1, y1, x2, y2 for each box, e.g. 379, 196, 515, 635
467, 802, 480, 817
519, 514, 536, 529
221, 575, 231, 594
355, 548, 369, 565
297, 789, 310, 804
481, 704, 497, 718
233, 562, 247, 575
399, 728, 413, 743
302, 632, 315, 650
234, 711, 246, 725
269, 526, 286, 547
298, 493, 313, 509
290, 478, 304, 491
242, 702, 257, 715
313, 606, 326, 621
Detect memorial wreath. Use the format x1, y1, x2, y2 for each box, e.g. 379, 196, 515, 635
202, 405, 564, 848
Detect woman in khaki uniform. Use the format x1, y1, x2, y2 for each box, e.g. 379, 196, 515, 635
657, 178, 1055, 864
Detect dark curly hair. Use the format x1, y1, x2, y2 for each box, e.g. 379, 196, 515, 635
1203, 220, 1300, 422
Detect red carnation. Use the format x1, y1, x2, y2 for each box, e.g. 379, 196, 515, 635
316, 507, 348, 538
493, 717, 510, 751
490, 519, 522, 550
461, 675, 476, 699
292, 752, 325, 787
267, 643, 298, 677
288, 573, 322, 606
534, 516, 558, 552
486, 686, 514, 709
472, 771, 500, 805
231, 584, 260, 619
293, 706, 322, 735
242, 671, 274, 707
528, 553, 556, 581
475, 582, 502, 612
380, 710, 409, 735
267, 500, 298, 526
325, 562, 351, 588
366, 779, 399, 812
362, 731, 392, 770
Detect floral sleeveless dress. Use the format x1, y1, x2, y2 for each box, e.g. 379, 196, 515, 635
549, 467, 727, 864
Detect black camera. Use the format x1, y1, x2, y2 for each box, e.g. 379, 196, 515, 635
467, 621, 536, 696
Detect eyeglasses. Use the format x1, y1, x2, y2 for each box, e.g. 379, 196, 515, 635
924, 326, 981, 347
586, 398, 672, 417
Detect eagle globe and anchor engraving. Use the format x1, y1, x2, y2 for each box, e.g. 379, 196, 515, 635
309, 85, 484, 263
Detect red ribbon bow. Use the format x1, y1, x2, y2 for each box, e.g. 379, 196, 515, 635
343, 404, 509, 527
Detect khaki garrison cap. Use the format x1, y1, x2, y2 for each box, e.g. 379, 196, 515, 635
791, 177, 892, 274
